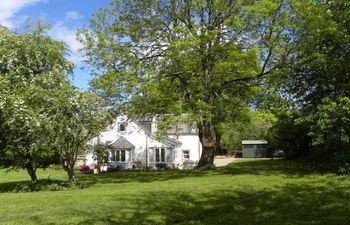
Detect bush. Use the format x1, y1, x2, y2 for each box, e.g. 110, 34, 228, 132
11, 179, 87, 193
333, 151, 350, 175
155, 163, 168, 170
79, 164, 91, 173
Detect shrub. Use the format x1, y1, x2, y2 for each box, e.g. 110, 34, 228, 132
333, 151, 350, 175
79, 164, 91, 173
155, 163, 168, 170
11, 179, 87, 193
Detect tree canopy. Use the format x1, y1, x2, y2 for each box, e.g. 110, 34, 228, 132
0, 24, 109, 184
79, 0, 305, 167
0, 25, 73, 183
48, 86, 108, 184
279, 0, 350, 151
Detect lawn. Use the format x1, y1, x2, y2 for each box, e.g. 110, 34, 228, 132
0, 159, 349, 225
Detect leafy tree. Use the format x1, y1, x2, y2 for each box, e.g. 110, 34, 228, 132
48, 87, 108, 184
0, 25, 73, 183
87, 139, 112, 173
79, 0, 303, 168
302, 97, 350, 151
270, 111, 312, 159
282, 0, 350, 149
221, 110, 276, 151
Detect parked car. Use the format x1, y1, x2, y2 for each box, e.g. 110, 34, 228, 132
272, 149, 285, 157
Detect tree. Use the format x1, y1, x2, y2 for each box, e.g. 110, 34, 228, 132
221, 110, 276, 151
282, 0, 350, 152
48, 87, 108, 185
79, 0, 304, 168
0, 25, 73, 183
87, 139, 112, 173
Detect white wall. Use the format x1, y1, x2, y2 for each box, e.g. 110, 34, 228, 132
86, 115, 148, 166
86, 115, 203, 168
174, 135, 202, 163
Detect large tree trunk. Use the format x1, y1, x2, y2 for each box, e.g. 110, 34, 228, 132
197, 120, 216, 169
25, 163, 38, 184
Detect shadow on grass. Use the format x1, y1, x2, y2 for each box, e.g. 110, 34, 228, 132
0, 159, 338, 192
76, 169, 207, 187
0, 180, 27, 193
0, 179, 73, 193
214, 159, 332, 177
42, 181, 350, 225
76, 159, 332, 188
0, 168, 206, 192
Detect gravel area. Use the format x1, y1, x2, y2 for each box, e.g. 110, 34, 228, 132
213, 156, 235, 167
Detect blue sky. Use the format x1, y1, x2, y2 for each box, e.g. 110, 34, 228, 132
0, 0, 111, 89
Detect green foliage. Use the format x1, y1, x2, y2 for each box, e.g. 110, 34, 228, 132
221, 110, 276, 151
0, 23, 109, 185
302, 97, 350, 139
9, 179, 86, 193
269, 111, 311, 159
0, 24, 73, 183
333, 151, 350, 175
79, 0, 306, 166
86, 140, 112, 172
48, 86, 109, 184
258, 0, 350, 160
281, 0, 350, 147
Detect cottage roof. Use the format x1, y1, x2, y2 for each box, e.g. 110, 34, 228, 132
111, 136, 135, 149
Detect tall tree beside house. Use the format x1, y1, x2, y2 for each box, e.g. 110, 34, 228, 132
48, 86, 108, 185
0, 24, 73, 183
79, 0, 308, 168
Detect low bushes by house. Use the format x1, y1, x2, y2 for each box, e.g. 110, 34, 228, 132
79, 164, 92, 174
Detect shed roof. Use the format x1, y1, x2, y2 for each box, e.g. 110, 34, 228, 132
111, 136, 135, 149
241, 140, 268, 145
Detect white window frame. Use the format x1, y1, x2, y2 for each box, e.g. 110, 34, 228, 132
154, 148, 166, 163
182, 150, 190, 160
118, 123, 126, 132
111, 149, 126, 162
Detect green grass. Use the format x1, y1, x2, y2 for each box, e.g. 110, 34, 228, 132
0, 159, 349, 225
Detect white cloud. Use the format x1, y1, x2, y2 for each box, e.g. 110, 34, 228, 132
0, 0, 47, 28
0, 0, 84, 65
65, 11, 83, 21
50, 20, 83, 64
49, 10, 85, 65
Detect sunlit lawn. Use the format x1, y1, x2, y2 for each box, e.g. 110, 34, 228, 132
0, 159, 349, 225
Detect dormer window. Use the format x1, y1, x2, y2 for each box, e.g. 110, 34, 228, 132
118, 123, 126, 132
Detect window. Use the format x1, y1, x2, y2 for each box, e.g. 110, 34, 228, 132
111, 150, 126, 162
182, 150, 190, 160
155, 148, 165, 163
118, 123, 126, 131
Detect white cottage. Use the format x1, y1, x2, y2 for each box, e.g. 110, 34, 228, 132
86, 115, 202, 169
